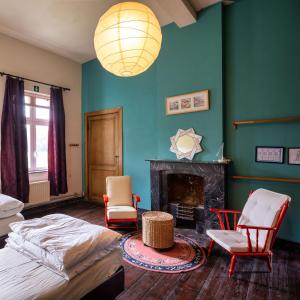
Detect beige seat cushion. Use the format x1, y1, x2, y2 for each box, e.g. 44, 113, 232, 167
107, 206, 137, 220
207, 229, 262, 253
106, 176, 132, 207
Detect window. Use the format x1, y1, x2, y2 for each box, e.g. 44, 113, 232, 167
25, 92, 50, 172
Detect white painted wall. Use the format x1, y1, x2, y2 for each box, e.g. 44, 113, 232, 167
0, 33, 82, 197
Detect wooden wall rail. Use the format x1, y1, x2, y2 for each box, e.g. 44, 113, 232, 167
233, 117, 300, 128
232, 175, 300, 183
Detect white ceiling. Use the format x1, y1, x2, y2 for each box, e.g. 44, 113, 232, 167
0, 0, 222, 63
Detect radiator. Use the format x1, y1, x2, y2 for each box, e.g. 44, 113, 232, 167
29, 181, 50, 203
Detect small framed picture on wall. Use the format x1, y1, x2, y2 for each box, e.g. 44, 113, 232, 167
288, 148, 300, 165
255, 146, 285, 164
166, 90, 209, 116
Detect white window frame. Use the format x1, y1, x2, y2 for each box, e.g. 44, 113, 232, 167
25, 91, 50, 173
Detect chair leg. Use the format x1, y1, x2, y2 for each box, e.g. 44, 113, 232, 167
229, 255, 236, 277
207, 240, 215, 257
104, 209, 108, 228
135, 220, 138, 231
266, 254, 272, 272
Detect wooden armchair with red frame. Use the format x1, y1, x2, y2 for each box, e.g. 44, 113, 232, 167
103, 176, 140, 230
206, 188, 291, 277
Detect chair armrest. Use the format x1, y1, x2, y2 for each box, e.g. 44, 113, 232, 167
132, 194, 140, 210
209, 208, 241, 214
237, 224, 276, 231
237, 224, 276, 253
103, 194, 109, 206
209, 208, 241, 230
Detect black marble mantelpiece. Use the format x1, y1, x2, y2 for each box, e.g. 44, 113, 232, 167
146, 159, 230, 165
148, 159, 228, 233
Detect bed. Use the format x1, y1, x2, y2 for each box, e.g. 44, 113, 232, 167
0, 214, 125, 300
0, 213, 24, 236
0, 247, 123, 300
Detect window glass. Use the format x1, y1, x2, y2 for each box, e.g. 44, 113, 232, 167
24, 91, 50, 172
36, 125, 48, 169
26, 124, 31, 169
36, 98, 50, 107
25, 96, 30, 104
25, 105, 30, 118
36, 107, 50, 120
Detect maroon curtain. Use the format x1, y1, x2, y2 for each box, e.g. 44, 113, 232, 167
1, 76, 29, 202
48, 87, 68, 195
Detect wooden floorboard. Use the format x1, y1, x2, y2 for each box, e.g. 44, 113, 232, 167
8, 201, 300, 300
142, 273, 182, 300
118, 270, 163, 300
220, 257, 254, 299
123, 264, 145, 290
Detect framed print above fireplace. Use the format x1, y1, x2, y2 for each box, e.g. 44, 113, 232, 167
288, 148, 300, 165
166, 90, 209, 116
255, 146, 285, 164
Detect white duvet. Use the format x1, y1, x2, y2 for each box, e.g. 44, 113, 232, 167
6, 214, 121, 280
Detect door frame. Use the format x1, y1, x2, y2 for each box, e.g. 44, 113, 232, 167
84, 107, 123, 201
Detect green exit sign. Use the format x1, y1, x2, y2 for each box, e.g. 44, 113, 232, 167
34, 85, 39, 92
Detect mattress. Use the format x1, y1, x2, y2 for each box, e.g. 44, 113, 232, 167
0, 247, 123, 300
0, 213, 24, 236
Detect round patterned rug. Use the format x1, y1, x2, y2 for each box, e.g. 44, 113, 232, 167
120, 232, 206, 273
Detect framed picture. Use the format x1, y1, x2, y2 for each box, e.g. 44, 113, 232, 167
255, 146, 285, 164
288, 148, 300, 165
166, 90, 209, 116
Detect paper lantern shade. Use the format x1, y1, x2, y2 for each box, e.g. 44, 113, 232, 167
94, 2, 162, 77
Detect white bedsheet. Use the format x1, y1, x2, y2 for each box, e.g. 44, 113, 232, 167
0, 213, 24, 236
8, 213, 121, 279
0, 247, 122, 300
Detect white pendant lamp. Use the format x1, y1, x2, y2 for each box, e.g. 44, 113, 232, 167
94, 1, 162, 77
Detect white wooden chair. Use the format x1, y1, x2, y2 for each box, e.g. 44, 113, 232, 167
206, 188, 291, 277
103, 176, 140, 230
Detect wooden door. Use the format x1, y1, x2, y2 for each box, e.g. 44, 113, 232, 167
84, 108, 122, 203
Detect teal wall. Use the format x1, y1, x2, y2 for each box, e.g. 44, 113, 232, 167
156, 7, 223, 159
224, 0, 300, 242
82, 0, 300, 242
82, 63, 158, 210
82, 4, 223, 210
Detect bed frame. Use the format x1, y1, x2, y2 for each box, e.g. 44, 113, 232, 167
82, 266, 124, 300
0, 235, 7, 249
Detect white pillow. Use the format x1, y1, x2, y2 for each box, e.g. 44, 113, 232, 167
0, 194, 24, 219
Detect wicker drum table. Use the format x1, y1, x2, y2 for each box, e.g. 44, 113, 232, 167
142, 211, 174, 249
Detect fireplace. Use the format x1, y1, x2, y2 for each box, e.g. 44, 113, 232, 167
167, 174, 204, 207
164, 173, 204, 228
148, 159, 229, 233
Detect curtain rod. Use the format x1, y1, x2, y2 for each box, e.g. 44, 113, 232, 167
0, 71, 70, 92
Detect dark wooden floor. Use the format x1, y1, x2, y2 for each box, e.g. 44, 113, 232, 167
6, 201, 300, 300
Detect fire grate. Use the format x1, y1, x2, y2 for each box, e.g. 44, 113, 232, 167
168, 203, 195, 221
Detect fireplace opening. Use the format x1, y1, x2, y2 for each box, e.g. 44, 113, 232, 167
167, 173, 204, 207
166, 173, 204, 228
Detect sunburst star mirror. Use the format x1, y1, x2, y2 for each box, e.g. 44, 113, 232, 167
170, 128, 203, 160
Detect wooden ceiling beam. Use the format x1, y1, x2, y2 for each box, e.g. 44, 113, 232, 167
155, 0, 197, 28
